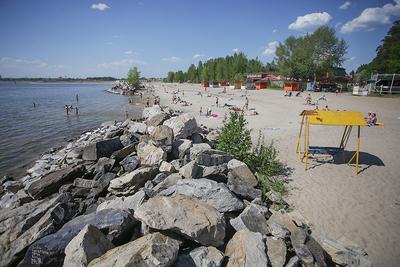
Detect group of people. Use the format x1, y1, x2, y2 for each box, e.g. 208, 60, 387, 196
64, 105, 78, 115
366, 112, 378, 126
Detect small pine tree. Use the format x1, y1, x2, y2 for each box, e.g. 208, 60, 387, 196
216, 112, 251, 161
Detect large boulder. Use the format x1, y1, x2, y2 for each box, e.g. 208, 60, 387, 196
128, 122, 147, 134
63, 225, 115, 267
227, 173, 261, 201
163, 113, 198, 140
20, 209, 137, 266
120, 154, 140, 173
88, 232, 180, 267
134, 195, 226, 247
26, 165, 85, 199
151, 173, 183, 196
172, 139, 193, 159
266, 237, 287, 267
149, 125, 174, 152
108, 167, 159, 196
137, 142, 167, 166
225, 230, 269, 267
145, 112, 170, 127
196, 150, 232, 167
82, 137, 123, 161
96, 190, 146, 212
179, 161, 201, 179
163, 178, 245, 213
227, 159, 258, 187
142, 105, 163, 119
230, 205, 270, 235
189, 143, 212, 161
175, 246, 225, 267
0, 194, 76, 267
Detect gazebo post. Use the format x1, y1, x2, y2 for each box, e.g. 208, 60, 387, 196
296, 115, 305, 155
356, 126, 360, 175
305, 119, 310, 170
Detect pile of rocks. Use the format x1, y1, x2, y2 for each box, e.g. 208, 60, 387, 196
0, 105, 372, 267
107, 80, 135, 95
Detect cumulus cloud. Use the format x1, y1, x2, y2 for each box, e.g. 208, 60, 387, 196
349, 56, 356, 61
91, 3, 110, 11
272, 29, 277, 33
341, 1, 400, 33
232, 48, 240, 53
97, 59, 146, 68
193, 54, 204, 59
262, 41, 279, 56
339, 1, 351, 10
1, 57, 49, 68
288, 12, 332, 31
124, 51, 133, 54
161, 56, 180, 63
0, 57, 68, 77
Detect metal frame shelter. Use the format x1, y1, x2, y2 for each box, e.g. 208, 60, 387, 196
296, 110, 382, 175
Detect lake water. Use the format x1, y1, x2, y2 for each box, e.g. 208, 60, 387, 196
0, 82, 141, 178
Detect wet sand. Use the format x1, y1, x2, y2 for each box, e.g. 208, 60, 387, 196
150, 82, 400, 267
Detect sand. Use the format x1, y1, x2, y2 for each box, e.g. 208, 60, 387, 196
147, 82, 400, 267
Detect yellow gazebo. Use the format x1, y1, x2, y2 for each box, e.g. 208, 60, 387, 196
296, 110, 383, 175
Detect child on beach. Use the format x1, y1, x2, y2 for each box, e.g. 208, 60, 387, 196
216, 97, 219, 107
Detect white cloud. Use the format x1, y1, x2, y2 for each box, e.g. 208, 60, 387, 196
206, 57, 213, 61
91, 3, 110, 11
339, 1, 351, 10
0, 57, 69, 77
124, 51, 133, 54
1, 57, 48, 68
272, 29, 277, 33
97, 59, 146, 68
262, 41, 279, 56
193, 54, 204, 59
288, 12, 332, 31
161, 56, 180, 63
349, 56, 356, 61
341, 1, 400, 33
232, 48, 240, 53
335, 22, 343, 28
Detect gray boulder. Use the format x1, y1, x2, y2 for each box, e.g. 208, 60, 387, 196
179, 161, 201, 179
230, 205, 270, 235
120, 154, 140, 173
164, 178, 245, 213
119, 133, 139, 147
3, 180, 23, 194
96, 190, 146, 212
149, 125, 174, 152
152, 173, 183, 196
20, 209, 137, 266
26, 165, 86, 199
145, 112, 169, 127
73, 178, 93, 189
163, 113, 198, 140
128, 122, 147, 134
134, 195, 226, 247
225, 230, 269, 267
87, 232, 180, 267
173, 139, 193, 159
189, 143, 211, 161
175, 246, 224, 267
137, 142, 167, 166
142, 105, 163, 119
159, 161, 176, 174
266, 237, 287, 267
108, 167, 159, 196
63, 225, 115, 267
196, 149, 232, 167
227, 159, 258, 187
227, 174, 261, 201
82, 137, 123, 161
110, 143, 136, 162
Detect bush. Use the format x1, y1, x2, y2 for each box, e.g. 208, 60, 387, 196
216, 112, 252, 162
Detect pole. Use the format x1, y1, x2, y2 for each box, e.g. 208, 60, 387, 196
305, 120, 310, 171
356, 126, 360, 175
296, 115, 305, 154
390, 74, 395, 94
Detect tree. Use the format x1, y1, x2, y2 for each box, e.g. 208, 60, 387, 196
127, 67, 141, 88
167, 71, 175, 83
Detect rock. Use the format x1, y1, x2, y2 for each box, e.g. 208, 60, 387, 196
285, 256, 300, 267
134, 195, 225, 246
268, 222, 290, 239
92, 157, 116, 174
150, 125, 174, 152
266, 191, 283, 204
163, 113, 198, 140
319, 238, 372, 267
268, 210, 298, 234
143, 105, 163, 119
159, 161, 176, 174
152, 173, 168, 185
110, 143, 136, 162
170, 159, 184, 171
230, 205, 270, 234
63, 225, 115, 267
190, 132, 203, 144
206, 130, 219, 142
227, 159, 258, 187
137, 142, 167, 166
145, 112, 170, 127
173, 139, 193, 159
73, 178, 93, 188
87, 232, 180, 267
152, 173, 183, 196
266, 237, 287, 267
26, 165, 86, 199
108, 167, 159, 196
82, 137, 123, 161
20, 209, 138, 266
189, 143, 211, 161
0, 193, 77, 267
128, 122, 147, 134
176, 246, 225, 267
227, 174, 261, 201
179, 161, 201, 179
290, 230, 314, 266
90, 172, 116, 197
96, 190, 146, 212
196, 149, 233, 167
3, 180, 23, 193
101, 121, 116, 128
119, 133, 140, 147
225, 230, 269, 267
105, 128, 124, 139
120, 154, 140, 173
165, 178, 245, 213
305, 235, 327, 267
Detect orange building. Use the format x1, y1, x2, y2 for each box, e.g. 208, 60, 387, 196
284, 82, 300, 91
202, 81, 209, 87
255, 78, 269, 89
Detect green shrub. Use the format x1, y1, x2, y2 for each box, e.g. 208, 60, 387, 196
216, 112, 252, 161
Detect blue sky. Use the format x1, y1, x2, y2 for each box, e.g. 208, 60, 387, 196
0, 0, 399, 78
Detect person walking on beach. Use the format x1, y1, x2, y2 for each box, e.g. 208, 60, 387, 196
76, 94, 79, 105
200, 107, 203, 116
146, 97, 150, 107
65, 105, 69, 115
245, 97, 249, 110
33, 102, 36, 108
75, 106, 79, 115
216, 97, 219, 107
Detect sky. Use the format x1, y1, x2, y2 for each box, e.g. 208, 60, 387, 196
0, 0, 399, 78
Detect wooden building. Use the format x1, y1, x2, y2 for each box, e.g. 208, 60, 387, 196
202, 81, 209, 88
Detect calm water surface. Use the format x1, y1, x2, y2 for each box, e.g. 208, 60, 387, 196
0, 82, 141, 178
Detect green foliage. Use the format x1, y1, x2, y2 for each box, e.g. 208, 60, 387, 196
258, 174, 288, 199
216, 112, 252, 162
275, 26, 347, 80
127, 67, 141, 89
167, 72, 175, 83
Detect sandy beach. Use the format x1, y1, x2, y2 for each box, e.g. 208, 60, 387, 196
148, 82, 400, 267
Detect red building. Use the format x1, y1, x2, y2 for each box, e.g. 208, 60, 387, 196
202, 81, 209, 88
